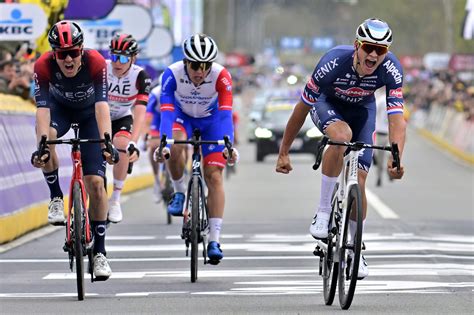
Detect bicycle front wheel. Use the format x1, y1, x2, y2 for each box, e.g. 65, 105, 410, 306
190, 176, 200, 283
323, 184, 339, 305
338, 184, 363, 310
72, 182, 85, 301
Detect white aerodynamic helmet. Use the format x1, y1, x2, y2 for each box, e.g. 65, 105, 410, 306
182, 34, 218, 62
356, 18, 393, 47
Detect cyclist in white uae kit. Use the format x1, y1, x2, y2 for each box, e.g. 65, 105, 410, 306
107, 33, 151, 223
276, 18, 406, 279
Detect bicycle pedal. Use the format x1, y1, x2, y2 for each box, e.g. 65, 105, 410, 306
93, 275, 110, 282
362, 242, 366, 250
51, 221, 66, 226
208, 259, 220, 266
313, 247, 324, 257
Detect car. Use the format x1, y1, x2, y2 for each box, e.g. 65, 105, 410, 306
254, 98, 323, 162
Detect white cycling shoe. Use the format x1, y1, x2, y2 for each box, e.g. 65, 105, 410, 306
309, 211, 331, 239
153, 182, 163, 204
93, 253, 112, 279
350, 251, 369, 279
48, 197, 65, 225
108, 200, 123, 223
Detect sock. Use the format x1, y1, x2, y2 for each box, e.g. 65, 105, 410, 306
111, 179, 124, 202
171, 175, 186, 193
43, 169, 63, 200
208, 218, 223, 243
92, 220, 107, 255
316, 174, 338, 215
349, 219, 365, 245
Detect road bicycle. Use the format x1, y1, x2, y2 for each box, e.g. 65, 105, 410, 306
37, 123, 117, 301
312, 135, 400, 309
156, 128, 233, 282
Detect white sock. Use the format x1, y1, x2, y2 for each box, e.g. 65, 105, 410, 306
111, 179, 124, 202
316, 174, 338, 215
172, 175, 186, 193
208, 218, 223, 243
349, 219, 365, 245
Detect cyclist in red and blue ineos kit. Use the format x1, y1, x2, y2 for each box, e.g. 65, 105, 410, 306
106, 34, 151, 223
276, 18, 406, 279
31, 20, 118, 279
154, 34, 239, 264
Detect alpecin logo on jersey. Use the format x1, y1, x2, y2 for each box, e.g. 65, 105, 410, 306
306, 78, 319, 93
334, 87, 373, 97
389, 87, 403, 99
383, 60, 403, 84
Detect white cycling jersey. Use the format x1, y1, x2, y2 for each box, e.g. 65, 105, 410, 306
106, 60, 151, 121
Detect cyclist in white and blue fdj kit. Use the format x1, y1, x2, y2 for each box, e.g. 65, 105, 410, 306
154, 34, 239, 264
276, 18, 406, 279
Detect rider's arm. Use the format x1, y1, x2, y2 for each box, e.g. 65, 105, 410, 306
33, 53, 53, 142
216, 68, 234, 143
159, 68, 177, 144
388, 113, 406, 157
279, 100, 312, 156
130, 70, 151, 143
90, 52, 111, 141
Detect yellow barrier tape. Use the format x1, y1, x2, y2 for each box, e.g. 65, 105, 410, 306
0, 93, 36, 113
419, 129, 474, 165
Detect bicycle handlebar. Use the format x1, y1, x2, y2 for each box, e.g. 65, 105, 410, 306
312, 136, 401, 171
38, 132, 116, 162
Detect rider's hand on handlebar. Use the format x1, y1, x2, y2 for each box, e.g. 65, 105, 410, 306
153, 146, 170, 163
102, 144, 120, 165
127, 141, 140, 163
276, 153, 292, 174
223, 147, 239, 166
387, 158, 404, 179
30, 147, 50, 168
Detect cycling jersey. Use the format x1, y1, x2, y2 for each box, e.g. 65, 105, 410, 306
106, 61, 151, 121
302, 45, 404, 114
146, 85, 161, 137
34, 49, 107, 115
304, 45, 404, 171
159, 61, 234, 167
33, 49, 108, 176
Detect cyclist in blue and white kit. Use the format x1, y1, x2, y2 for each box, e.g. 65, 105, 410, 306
154, 34, 238, 264
276, 18, 406, 278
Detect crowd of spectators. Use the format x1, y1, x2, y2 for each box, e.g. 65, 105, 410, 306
0, 44, 37, 102
404, 68, 474, 124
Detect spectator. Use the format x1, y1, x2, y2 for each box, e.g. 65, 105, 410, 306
0, 49, 31, 100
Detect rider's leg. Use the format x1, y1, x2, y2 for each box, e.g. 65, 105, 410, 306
204, 165, 225, 242
111, 133, 130, 204
166, 129, 187, 215
148, 137, 163, 202
42, 127, 62, 198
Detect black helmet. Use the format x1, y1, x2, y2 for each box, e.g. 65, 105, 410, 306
109, 33, 139, 56
48, 20, 84, 49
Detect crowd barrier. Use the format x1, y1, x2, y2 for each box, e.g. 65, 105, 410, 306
0, 94, 154, 244
413, 103, 473, 164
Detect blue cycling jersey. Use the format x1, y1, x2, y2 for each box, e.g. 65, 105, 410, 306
302, 45, 404, 115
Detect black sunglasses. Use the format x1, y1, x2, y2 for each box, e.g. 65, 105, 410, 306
187, 60, 212, 71
55, 48, 82, 60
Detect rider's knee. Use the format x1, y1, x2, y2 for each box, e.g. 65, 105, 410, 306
204, 167, 223, 188
86, 177, 106, 200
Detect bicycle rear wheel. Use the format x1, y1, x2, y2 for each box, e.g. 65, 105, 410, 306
190, 176, 200, 283
72, 182, 85, 301
323, 184, 339, 305
338, 184, 362, 310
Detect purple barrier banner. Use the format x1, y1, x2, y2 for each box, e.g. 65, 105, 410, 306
64, 0, 116, 20
0, 113, 71, 216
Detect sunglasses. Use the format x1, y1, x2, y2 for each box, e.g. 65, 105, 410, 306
358, 41, 389, 55
55, 48, 82, 60
111, 54, 131, 64
188, 61, 212, 71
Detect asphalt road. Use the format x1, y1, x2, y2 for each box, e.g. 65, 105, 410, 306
0, 126, 473, 314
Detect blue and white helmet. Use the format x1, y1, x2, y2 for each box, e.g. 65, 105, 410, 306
356, 18, 393, 47
182, 34, 218, 62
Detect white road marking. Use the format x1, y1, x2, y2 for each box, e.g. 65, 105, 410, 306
0, 226, 62, 254
366, 188, 399, 219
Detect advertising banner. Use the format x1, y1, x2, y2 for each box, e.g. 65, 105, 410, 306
64, 0, 116, 20
76, 5, 153, 50
138, 26, 174, 59
0, 3, 47, 41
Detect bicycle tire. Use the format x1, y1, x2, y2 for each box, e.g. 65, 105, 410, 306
72, 182, 85, 301
190, 175, 200, 283
338, 184, 363, 310
323, 184, 340, 305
